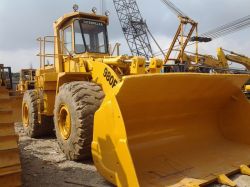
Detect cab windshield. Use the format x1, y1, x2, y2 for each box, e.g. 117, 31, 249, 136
74, 19, 109, 54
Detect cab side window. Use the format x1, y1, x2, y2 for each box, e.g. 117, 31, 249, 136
63, 26, 72, 54
74, 20, 85, 53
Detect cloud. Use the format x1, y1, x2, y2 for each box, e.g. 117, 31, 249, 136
0, 0, 249, 71
0, 48, 39, 72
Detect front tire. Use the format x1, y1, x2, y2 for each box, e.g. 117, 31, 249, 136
54, 81, 104, 161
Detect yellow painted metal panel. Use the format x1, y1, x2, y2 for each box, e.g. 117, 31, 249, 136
0, 148, 20, 168
0, 110, 13, 123
0, 135, 18, 151
0, 124, 16, 136
93, 73, 250, 187
0, 165, 21, 187
0, 86, 21, 186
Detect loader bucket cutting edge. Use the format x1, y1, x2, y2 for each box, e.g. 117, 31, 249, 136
92, 73, 250, 187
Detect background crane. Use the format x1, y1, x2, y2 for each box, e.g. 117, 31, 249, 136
199, 15, 250, 40
160, 0, 200, 64
112, 0, 163, 59
112, 0, 250, 68
156, 0, 250, 60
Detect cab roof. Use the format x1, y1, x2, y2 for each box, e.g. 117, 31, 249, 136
54, 11, 109, 29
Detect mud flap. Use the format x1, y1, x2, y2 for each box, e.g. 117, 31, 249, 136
92, 73, 250, 187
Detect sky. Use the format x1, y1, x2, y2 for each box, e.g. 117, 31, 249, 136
0, 0, 249, 72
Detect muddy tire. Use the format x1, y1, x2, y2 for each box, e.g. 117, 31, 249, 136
22, 90, 54, 138
54, 81, 104, 161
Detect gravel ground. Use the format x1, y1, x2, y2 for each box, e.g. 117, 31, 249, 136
15, 122, 250, 187
15, 123, 113, 187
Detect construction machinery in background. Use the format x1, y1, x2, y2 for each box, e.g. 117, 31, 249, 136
181, 48, 250, 74
160, 0, 250, 69
245, 81, 250, 98
0, 64, 13, 90
186, 15, 250, 71
200, 15, 250, 41
16, 69, 36, 93
0, 64, 22, 122
20, 6, 250, 186
217, 47, 250, 70
160, 0, 200, 65
217, 47, 250, 97
159, 0, 228, 73
113, 0, 250, 75
181, 48, 250, 99
112, 0, 164, 59
0, 64, 22, 186
182, 52, 228, 72
113, 0, 153, 59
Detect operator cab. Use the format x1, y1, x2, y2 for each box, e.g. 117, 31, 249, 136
61, 13, 109, 56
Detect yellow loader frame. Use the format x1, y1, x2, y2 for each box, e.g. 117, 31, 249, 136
21, 10, 250, 187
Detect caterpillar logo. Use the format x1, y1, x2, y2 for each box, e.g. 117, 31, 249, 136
103, 68, 118, 88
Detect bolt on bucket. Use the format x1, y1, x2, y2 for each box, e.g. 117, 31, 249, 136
92, 73, 250, 187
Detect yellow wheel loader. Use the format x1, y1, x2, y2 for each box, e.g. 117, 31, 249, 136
16, 69, 36, 93
0, 64, 21, 186
22, 8, 250, 187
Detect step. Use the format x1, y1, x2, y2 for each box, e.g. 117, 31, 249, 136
0, 88, 10, 98
0, 135, 18, 151
0, 165, 21, 187
0, 98, 12, 110
10, 96, 23, 123
0, 110, 13, 123
0, 165, 21, 177
0, 148, 20, 168
0, 87, 9, 92
0, 95, 10, 100
0, 123, 16, 137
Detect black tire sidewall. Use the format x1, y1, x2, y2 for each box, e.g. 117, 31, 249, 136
54, 89, 79, 159
54, 81, 104, 161
22, 91, 38, 137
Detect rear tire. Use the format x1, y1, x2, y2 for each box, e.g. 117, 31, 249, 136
22, 90, 54, 138
54, 81, 104, 161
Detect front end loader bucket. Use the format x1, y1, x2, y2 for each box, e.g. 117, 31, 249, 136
92, 73, 250, 187
0, 87, 21, 186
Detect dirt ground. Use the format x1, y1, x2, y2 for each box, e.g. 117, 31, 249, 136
15, 122, 250, 187
15, 123, 113, 187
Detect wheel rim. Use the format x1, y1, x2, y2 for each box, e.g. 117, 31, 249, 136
22, 103, 29, 127
58, 105, 71, 140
